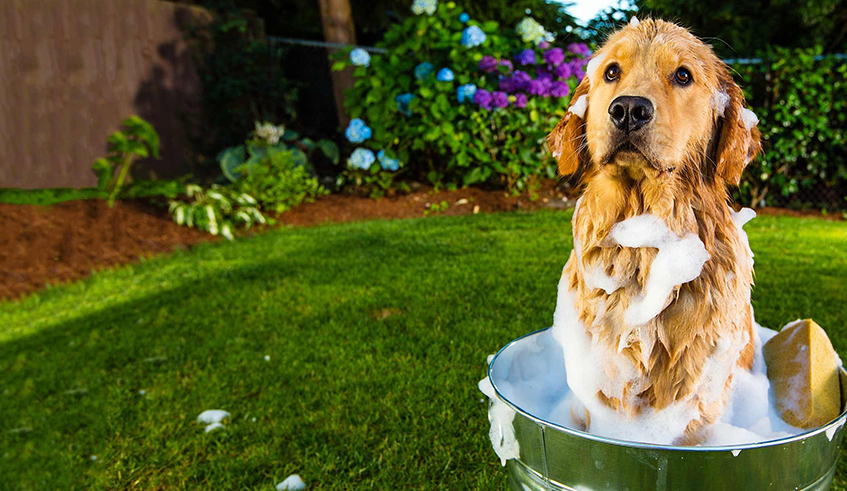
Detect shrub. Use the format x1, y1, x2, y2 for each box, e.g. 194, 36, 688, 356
334, 1, 590, 194
217, 121, 332, 212
236, 149, 327, 213
734, 48, 847, 209
92, 116, 160, 207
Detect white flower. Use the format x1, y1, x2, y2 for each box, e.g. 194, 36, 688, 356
254, 121, 286, 145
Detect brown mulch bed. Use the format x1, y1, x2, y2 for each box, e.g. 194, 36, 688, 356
0, 185, 569, 301
1, 183, 840, 302
0, 199, 213, 301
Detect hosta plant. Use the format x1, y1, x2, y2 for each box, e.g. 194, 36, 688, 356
168, 184, 267, 240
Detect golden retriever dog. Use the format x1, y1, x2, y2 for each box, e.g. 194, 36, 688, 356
548, 18, 762, 444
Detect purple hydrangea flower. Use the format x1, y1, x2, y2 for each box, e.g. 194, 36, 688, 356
551, 81, 570, 98
474, 89, 493, 110
512, 70, 532, 91
499, 59, 513, 73
515, 49, 536, 66
479, 55, 498, 73
499, 77, 517, 93
514, 93, 528, 108
553, 63, 572, 79
492, 91, 509, 108
570, 60, 585, 80
539, 41, 551, 50
567, 43, 592, 57
528, 77, 552, 97
543, 48, 566, 67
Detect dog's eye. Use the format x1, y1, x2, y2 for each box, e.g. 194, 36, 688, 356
674, 67, 692, 86
604, 64, 621, 82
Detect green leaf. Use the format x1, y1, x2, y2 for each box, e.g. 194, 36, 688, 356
217, 146, 248, 183
316, 139, 340, 164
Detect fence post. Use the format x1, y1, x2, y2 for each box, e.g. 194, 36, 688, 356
317, 0, 356, 128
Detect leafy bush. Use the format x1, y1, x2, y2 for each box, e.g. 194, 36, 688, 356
734, 48, 847, 209
217, 121, 333, 212
334, 1, 590, 194
168, 184, 266, 240
92, 116, 160, 207
236, 149, 327, 213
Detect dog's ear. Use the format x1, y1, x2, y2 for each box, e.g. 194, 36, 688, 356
547, 78, 591, 176
714, 73, 761, 185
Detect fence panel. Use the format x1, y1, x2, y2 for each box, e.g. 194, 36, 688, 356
0, 0, 211, 189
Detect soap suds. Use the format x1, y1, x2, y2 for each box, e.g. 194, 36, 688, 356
607, 214, 710, 326
197, 409, 230, 433
276, 474, 306, 490
741, 108, 759, 130
479, 375, 521, 465
569, 95, 589, 119
712, 89, 730, 117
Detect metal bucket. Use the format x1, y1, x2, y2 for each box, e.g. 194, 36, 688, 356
487, 328, 847, 491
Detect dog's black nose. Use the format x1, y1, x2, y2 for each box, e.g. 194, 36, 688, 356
608, 96, 654, 133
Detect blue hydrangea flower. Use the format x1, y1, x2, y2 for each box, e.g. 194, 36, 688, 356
459, 12, 470, 23
414, 62, 435, 80
377, 150, 400, 171
395, 92, 414, 116
349, 148, 376, 170
411, 0, 437, 15
344, 118, 372, 143
436, 68, 454, 82
456, 84, 477, 103
349, 48, 370, 67
461, 26, 486, 47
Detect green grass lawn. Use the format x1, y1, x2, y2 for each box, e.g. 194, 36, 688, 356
2, 210, 846, 490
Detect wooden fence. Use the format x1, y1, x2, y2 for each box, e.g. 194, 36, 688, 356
0, 0, 211, 189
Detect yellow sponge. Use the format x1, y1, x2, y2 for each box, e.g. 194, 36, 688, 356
763, 319, 842, 429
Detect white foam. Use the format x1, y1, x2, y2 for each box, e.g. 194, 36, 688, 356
826, 420, 845, 441
607, 214, 710, 326
712, 89, 730, 117
479, 375, 521, 465
204, 422, 225, 433
569, 95, 589, 119
741, 108, 759, 130
197, 410, 230, 424
276, 474, 306, 490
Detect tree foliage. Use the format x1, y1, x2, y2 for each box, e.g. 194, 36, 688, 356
633, 0, 847, 57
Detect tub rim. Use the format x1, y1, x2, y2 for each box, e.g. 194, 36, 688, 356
488, 327, 847, 453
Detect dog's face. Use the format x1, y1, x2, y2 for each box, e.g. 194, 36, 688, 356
549, 19, 760, 185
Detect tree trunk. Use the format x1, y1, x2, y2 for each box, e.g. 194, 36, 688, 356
317, 0, 356, 128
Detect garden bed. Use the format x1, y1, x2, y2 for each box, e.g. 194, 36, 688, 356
0, 184, 568, 301
2, 182, 841, 302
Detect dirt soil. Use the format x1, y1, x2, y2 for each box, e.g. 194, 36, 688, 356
1, 183, 840, 302
0, 184, 570, 301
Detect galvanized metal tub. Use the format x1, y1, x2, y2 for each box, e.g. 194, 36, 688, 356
488, 328, 847, 491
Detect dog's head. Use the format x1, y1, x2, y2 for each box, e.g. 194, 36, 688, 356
548, 18, 760, 185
